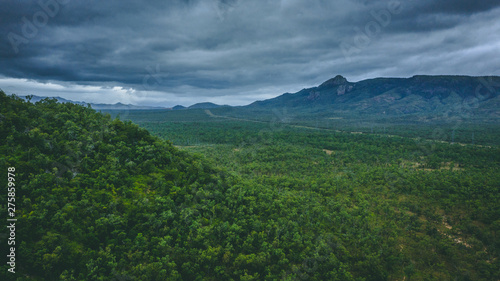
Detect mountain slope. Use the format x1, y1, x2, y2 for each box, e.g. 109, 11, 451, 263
0, 92, 233, 280
247, 75, 500, 117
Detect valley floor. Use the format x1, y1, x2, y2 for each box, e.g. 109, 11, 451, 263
122, 109, 500, 280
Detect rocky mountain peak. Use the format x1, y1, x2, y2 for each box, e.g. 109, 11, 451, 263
320, 75, 348, 87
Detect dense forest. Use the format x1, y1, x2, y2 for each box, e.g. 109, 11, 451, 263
1, 91, 499, 280
108, 107, 500, 147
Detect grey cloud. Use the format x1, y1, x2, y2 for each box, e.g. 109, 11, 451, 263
0, 0, 499, 106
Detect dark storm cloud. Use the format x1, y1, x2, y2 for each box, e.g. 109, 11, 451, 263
415, 0, 500, 15
1, 0, 499, 106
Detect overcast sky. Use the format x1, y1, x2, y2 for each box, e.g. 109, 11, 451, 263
1, 0, 500, 107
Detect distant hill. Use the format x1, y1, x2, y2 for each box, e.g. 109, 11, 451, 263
18, 95, 168, 110
172, 105, 186, 110
188, 102, 225, 109
247, 75, 500, 117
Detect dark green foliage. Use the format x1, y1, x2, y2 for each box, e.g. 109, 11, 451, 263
121, 106, 499, 280
1, 91, 499, 280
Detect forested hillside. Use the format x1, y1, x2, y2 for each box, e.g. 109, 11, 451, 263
0, 92, 233, 280
1, 91, 499, 280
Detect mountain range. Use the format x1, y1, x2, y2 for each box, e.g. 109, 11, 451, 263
17, 75, 500, 118
247, 75, 500, 117
17, 95, 228, 111
19, 95, 169, 110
